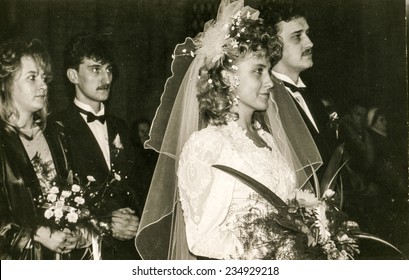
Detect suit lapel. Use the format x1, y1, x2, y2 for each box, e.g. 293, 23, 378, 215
1, 129, 43, 200
107, 116, 116, 162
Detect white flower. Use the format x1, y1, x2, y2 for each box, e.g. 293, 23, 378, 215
61, 190, 72, 198
47, 193, 57, 202
44, 209, 54, 219
50, 186, 59, 194
74, 196, 85, 205
87, 175, 96, 182
230, 39, 239, 48
323, 189, 335, 199
313, 203, 331, 245
253, 120, 262, 130
114, 173, 122, 181
55, 200, 64, 208
54, 208, 63, 219
113, 134, 123, 150
329, 111, 339, 121
71, 184, 81, 192
295, 189, 319, 208
67, 212, 79, 223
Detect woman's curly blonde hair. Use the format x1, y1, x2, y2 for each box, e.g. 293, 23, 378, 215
0, 39, 52, 133
196, 17, 282, 126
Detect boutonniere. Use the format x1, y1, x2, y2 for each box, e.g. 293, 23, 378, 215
112, 134, 124, 157
328, 111, 340, 140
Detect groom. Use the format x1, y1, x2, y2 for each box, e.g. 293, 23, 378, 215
264, 4, 339, 180
52, 33, 140, 259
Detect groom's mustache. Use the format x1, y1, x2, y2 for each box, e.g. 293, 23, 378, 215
97, 85, 110, 90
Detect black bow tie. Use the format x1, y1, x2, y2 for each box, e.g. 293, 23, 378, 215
77, 106, 106, 124
282, 81, 306, 95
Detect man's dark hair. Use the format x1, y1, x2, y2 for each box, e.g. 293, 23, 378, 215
64, 33, 115, 71
261, 3, 307, 35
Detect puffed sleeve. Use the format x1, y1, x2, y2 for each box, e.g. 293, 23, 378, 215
177, 127, 244, 259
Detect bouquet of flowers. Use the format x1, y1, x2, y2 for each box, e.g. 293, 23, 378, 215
34, 171, 88, 232
213, 145, 405, 259
33, 170, 123, 238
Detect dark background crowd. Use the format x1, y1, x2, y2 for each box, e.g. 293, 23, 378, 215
0, 0, 407, 258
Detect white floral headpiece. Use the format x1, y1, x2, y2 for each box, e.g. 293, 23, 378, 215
195, 0, 260, 68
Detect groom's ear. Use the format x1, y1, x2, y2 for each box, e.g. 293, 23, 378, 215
66, 68, 78, 84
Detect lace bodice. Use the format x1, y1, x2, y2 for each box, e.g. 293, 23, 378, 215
177, 121, 298, 259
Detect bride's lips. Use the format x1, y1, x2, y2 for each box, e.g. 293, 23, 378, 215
302, 48, 313, 57
258, 92, 270, 98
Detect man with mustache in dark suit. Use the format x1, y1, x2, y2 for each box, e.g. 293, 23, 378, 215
52, 34, 140, 259
264, 4, 339, 181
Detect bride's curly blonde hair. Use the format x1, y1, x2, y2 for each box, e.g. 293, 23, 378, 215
196, 17, 282, 126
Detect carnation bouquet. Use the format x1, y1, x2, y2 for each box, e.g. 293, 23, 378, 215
34, 171, 89, 232
213, 145, 405, 259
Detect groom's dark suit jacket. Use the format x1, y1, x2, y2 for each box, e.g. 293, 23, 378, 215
52, 104, 140, 259
271, 74, 339, 180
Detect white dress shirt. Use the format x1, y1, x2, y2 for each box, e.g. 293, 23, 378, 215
74, 98, 111, 168
272, 71, 319, 132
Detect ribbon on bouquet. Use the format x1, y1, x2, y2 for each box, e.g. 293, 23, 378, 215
91, 232, 102, 260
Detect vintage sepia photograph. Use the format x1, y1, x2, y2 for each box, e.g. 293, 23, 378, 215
0, 0, 407, 265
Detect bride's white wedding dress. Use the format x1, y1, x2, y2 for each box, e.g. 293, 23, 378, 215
178, 121, 309, 259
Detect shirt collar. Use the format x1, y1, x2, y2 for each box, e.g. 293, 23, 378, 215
271, 70, 306, 88
74, 98, 105, 116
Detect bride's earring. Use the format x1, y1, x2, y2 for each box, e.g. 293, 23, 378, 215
233, 95, 240, 106
230, 94, 240, 120
229, 74, 240, 92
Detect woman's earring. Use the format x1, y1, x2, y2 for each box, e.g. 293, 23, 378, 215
233, 95, 240, 106
230, 95, 240, 118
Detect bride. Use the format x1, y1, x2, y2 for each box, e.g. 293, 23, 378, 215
135, 0, 322, 260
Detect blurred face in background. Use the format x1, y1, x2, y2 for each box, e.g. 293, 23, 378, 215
373, 114, 387, 135
351, 105, 367, 130
138, 122, 150, 144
